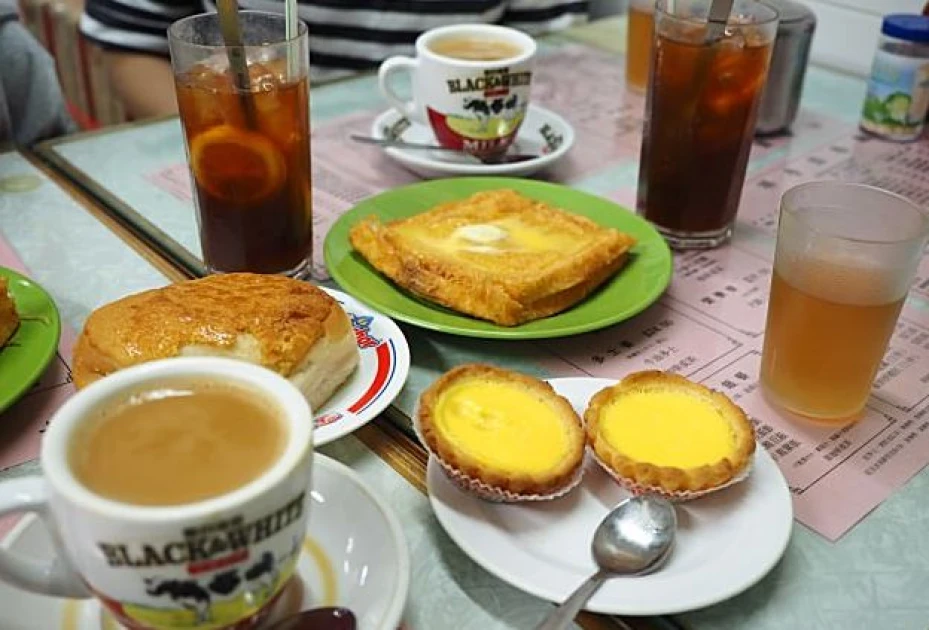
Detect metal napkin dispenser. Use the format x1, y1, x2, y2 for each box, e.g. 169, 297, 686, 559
756, 1, 817, 135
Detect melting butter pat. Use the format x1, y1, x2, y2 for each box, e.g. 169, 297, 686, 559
453, 224, 509, 244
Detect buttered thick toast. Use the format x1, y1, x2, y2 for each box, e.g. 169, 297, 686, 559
349, 189, 636, 325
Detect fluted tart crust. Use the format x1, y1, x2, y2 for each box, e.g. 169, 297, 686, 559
418, 364, 585, 497
585, 371, 755, 493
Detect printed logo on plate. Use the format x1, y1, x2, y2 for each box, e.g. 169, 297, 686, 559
313, 299, 398, 429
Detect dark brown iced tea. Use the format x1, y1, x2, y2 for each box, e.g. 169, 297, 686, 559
637, 2, 778, 249
175, 59, 312, 275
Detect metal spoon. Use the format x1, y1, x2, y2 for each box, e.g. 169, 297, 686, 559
534, 495, 677, 630
349, 134, 538, 164
265, 606, 356, 630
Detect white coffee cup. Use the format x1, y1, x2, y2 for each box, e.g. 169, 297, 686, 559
0, 357, 313, 630
378, 23, 537, 157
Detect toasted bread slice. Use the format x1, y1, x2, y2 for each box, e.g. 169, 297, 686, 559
0, 278, 19, 348
349, 189, 636, 326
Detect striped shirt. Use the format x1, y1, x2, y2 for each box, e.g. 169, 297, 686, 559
80, 0, 589, 83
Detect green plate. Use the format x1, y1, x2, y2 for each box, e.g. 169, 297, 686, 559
324, 178, 672, 340
0, 267, 61, 412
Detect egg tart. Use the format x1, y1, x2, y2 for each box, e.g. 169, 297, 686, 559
585, 371, 755, 495
418, 364, 585, 500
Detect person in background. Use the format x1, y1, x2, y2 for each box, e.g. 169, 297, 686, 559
80, 0, 589, 120
0, 0, 75, 145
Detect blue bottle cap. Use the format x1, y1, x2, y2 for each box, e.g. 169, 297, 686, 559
881, 14, 929, 43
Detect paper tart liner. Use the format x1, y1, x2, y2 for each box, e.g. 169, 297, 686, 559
414, 405, 585, 503
433, 453, 586, 503
588, 446, 755, 503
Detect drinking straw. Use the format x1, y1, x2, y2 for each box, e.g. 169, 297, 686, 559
284, 0, 299, 79
704, 0, 735, 44
216, 0, 258, 128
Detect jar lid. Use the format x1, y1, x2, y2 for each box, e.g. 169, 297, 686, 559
881, 14, 929, 43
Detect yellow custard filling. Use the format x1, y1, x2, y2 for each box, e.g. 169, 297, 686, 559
433, 380, 569, 474
601, 391, 735, 468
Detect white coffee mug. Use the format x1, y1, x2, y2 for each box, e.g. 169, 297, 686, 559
378, 23, 537, 156
0, 357, 313, 630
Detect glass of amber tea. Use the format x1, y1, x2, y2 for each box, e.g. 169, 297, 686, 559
168, 12, 312, 277
761, 183, 929, 424
625, 0, 655, 93
637, 0, 778, 249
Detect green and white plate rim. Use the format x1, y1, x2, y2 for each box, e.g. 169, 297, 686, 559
324, 177, 673, 340
0, 267, 61, 413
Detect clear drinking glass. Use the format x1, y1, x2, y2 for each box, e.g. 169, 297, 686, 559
760, 182, 929, 424
169, 12, 313, 277
626, 0, 656, 93
637, 0, 779, 249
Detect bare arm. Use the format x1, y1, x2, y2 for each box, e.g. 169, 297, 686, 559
105, 51, 178, 119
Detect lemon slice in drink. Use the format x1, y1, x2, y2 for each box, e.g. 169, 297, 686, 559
190, 125, 287, 204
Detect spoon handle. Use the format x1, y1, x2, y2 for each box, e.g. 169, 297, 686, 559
350, 135, 459, 153
533, 570, 608, 630
349, 134, 537, 163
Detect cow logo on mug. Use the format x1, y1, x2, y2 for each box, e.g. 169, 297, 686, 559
428, 66, 532, 156
93, 492, 305, 629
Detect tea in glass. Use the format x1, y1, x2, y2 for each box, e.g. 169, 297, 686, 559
626, 0, 655, 93
637, 0, 778, 249
169, 12, 312, 277
761, 183, 929, 423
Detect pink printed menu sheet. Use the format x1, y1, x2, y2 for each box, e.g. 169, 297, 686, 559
543, 132, 929, 542
143, 44, 929, 540
0, 237, 77, 538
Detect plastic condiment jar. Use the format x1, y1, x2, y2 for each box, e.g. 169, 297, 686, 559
860, 14, 929, 142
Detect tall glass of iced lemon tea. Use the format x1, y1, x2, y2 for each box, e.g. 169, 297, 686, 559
626, 0, 655, 93
168, 12, 312, 277
761, 182, 929, 424
637, 0, 778, 249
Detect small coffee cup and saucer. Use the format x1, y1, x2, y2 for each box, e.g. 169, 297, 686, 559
0, 358, 410, 630
0, 455, 409, 630
372, 23, 575, 179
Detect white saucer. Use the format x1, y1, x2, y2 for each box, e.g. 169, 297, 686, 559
428, 377, 794, 616
370, 104, 575, 179
315, 288, 409, 445
0, 454, 409, 630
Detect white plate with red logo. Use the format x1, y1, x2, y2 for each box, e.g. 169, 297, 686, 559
370, 104, 575, 179
314, 287, 409, 446
0, 454, 410, 630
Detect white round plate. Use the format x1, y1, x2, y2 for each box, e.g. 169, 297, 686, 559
428, 377, 794, 616
370, 104, 575, 179
315, 287, 409, 446
0, 454, 410, 630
